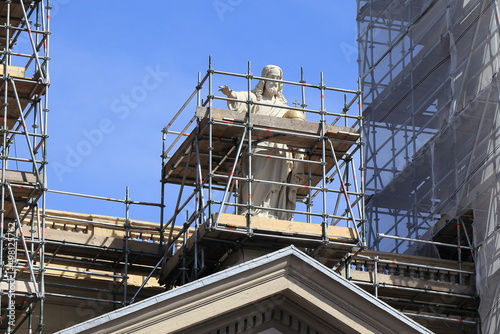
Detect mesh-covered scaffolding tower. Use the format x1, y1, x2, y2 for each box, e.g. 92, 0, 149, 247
358, 0, 500, 332
0, 1, 50, 332
159, 61, 365, 288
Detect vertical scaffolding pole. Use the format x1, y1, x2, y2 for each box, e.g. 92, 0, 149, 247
319, 72, 328, 244
374, 256, 379, 298
456, 219, 462, 284
193, 129, 205, 280
160, 132, 166, 250
245, 61, 253, 236
207, 57, 214, 226
300, 68, 313, 224
197, 72, 202, 107
357, 78, 366, 247
123, 187, 130, 306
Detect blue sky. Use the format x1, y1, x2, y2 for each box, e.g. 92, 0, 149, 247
47, 1, 359, 222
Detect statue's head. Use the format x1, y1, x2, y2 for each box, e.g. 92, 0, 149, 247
253, 65, 287, 103
261, 65, 283, 79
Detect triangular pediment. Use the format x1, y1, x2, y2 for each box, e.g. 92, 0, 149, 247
57, 246, 432, 334
187, 295, 347, 334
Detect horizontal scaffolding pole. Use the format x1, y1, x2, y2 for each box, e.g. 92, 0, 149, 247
2, 129, 47, 139
12, 264, 124, 279
219, 201, 363, 224
47, 189, 163, 207
212, 226, 357, 248
352, 255, 474, 275
0, 24, 50, 36
213, 173, 363, 199
377, 233, 474, 250
44, 214, 161, 232
212, 95, 360, 120
21, 239, 161, 256
4, 156, 45, 166
352, 280, 475, 302
45, 292, 122, 305
208, 119, 360, 145
355, 279, 475, 299
211, 69, 360, 95
45, 281, 119, 294
402, 312, 476, 325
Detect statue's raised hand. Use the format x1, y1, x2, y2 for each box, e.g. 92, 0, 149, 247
218, 85, 235, 98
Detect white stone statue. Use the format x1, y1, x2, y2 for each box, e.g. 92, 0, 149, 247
219, 65, 305, 220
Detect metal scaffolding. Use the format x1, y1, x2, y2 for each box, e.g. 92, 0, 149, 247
45, 190, 164, 295
358, 0, 498, 332
336, 250, 478, 333
0, 1, 50, 332
159, 59, 365, 288
156, 57, 479, 332
0, 2, 484, 331
0, 2, 173, 331
23, 188, 166, 332
357, 0, 484, 254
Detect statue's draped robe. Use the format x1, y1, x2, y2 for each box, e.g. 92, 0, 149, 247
228, 91, 304, 220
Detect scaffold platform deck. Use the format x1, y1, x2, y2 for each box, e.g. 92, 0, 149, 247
0, 1, 32, 44
160, 213, 359, 287
3, 170, 42, 220
162, 107, 360, 197
10, 210, 166, 304
1, 65, 46, 130
0, 209, 167, 330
